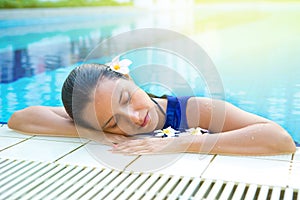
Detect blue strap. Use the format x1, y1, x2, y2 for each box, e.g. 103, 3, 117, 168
178, 96, 190, 129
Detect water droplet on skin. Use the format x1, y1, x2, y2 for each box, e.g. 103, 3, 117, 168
205, 103, 211, 110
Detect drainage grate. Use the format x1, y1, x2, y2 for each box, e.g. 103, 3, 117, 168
0, 158, 299, 200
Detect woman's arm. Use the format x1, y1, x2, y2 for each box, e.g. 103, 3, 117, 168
8, 106, 78, 137
8, 106, 132, 145
112, 98, 296, 156
187, 97, 296, 155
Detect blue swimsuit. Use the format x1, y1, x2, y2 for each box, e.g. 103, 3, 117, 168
163, 96, 191, 131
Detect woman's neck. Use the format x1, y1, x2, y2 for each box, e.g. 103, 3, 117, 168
152, 97, 167, 130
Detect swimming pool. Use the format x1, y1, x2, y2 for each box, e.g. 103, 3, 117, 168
0, 4, 299, 144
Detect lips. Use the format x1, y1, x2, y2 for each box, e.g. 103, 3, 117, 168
141, 112, 150, 127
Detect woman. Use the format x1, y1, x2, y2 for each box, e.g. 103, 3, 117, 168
8, 63, 296, 156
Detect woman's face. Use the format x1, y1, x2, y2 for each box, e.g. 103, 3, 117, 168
87, 77, 160, 135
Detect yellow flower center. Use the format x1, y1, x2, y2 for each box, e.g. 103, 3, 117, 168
191, 130, 197, 135
113, 65, 120, 70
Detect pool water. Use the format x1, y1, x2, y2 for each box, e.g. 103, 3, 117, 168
0, 4, 299, 144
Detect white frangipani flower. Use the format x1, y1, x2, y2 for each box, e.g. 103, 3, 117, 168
154, 126, 180, 138
106, 56, 132, 74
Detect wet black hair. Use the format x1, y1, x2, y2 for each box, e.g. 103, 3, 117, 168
61, 63, 126, 130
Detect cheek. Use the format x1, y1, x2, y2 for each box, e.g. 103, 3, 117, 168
131, 89, 152, 109
116, 120, 138, 135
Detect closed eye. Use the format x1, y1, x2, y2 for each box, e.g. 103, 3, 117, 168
121, 91, 131, 105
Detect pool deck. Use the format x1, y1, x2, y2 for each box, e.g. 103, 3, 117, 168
0, 124, 299, 199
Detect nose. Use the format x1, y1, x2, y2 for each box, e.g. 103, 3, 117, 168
127, 108, 143, 126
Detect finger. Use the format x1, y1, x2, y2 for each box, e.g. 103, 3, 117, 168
112, 143, 151, 153
111, 146, 143, 153
114, 142, 149, 152
110, 149, 151, 155
116, 141, 143, 148
125, 150, 151, 155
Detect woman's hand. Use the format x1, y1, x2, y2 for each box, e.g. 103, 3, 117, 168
111, 136, 196, 155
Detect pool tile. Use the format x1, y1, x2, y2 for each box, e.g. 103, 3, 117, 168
0, 139, 83, 162
125, 153, 214, 176
56, 145, 106, 168
289, 162, 300, 189
289, 148, 300, 189
1, 125, 89, 143
0, 137, 26, 151
202, 155, 290, 187
83, 143, 139, 171
246, 154, 292, 162
0, 125, 32, 139
32, 135, 89, 143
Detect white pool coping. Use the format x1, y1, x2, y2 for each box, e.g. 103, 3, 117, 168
0, 124, 299, 199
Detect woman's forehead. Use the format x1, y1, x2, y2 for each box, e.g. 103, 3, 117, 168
97, 78, 137, 94
94, 78, 121, 105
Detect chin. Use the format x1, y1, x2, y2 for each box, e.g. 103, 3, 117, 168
146, 122, 158, 133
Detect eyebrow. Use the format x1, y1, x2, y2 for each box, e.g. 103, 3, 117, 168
102, 89, 123, 130
119, 89, 123, 104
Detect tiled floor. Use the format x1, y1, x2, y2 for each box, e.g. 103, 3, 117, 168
0, 124, 299, 190
201, 155, 291, 187
125, 153, 214, 176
